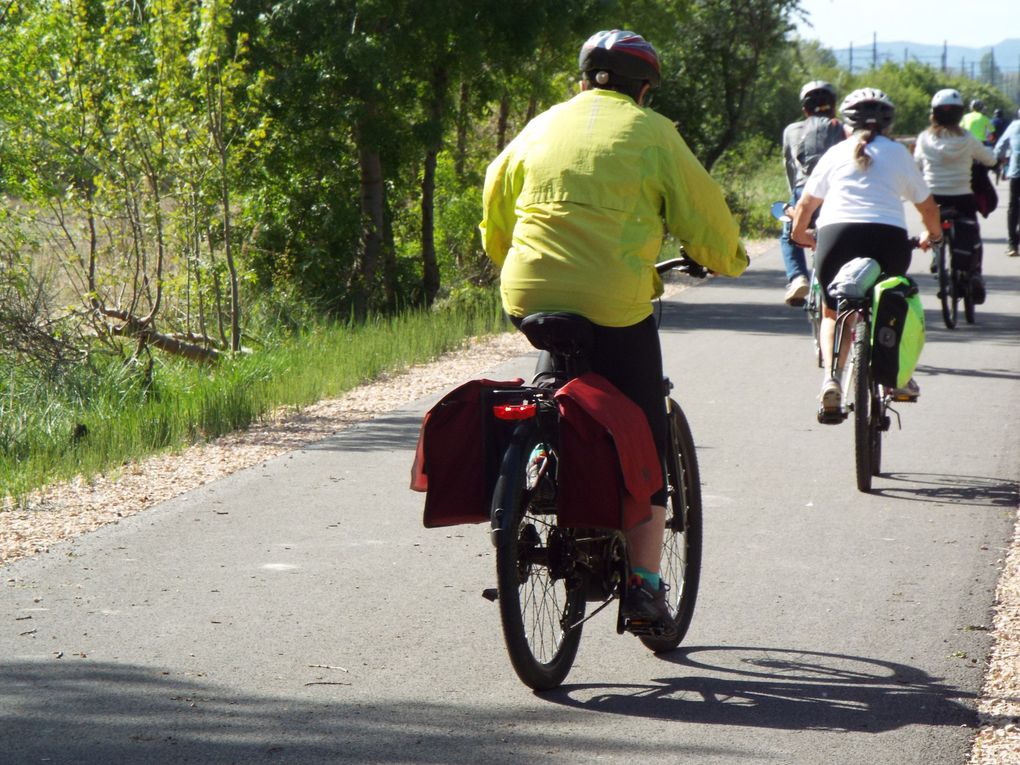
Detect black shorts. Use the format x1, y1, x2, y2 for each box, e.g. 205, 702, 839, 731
512, 313, 668, 506
815, 223, 912, 310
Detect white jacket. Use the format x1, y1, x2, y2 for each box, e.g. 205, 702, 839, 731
914, 129, 996, 196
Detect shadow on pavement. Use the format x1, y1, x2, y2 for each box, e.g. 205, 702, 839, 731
0, 660, 741, 764
547, 645, 976, 734
303, 412, 424, 453
659, 273, 1020, 341
871, 473, 1020, 508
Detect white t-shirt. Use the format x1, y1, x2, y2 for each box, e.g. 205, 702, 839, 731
805, 134, 931, 230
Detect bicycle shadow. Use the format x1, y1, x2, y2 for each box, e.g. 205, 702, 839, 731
870, 472, 1019, 507
544, 645, 977, 733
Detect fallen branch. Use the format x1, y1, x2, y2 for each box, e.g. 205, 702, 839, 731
99, 307, 222, 363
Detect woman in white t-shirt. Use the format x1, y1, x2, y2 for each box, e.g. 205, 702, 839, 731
914, 88, 997, 301
791, 88, 942, 421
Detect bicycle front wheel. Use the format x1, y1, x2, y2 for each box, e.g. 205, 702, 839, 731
937, 240, 957, 329
852, 326, 877, 492
494, 433, 585, 691
640, 401, 703, 653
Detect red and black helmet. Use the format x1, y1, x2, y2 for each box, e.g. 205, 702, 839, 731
578, 30, 661, 88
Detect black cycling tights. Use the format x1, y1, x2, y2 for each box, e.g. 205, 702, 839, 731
815, 222, 912, 310
513, 313, 668, 506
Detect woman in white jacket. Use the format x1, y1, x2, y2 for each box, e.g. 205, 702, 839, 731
914, 89, 997, 301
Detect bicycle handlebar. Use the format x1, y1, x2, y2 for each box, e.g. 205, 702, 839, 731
655, 257, 708, 279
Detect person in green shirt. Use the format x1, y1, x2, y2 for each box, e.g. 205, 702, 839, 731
961, 99, 993, 144
480, 29, 747, 636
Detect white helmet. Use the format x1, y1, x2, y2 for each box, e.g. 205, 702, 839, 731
931, 88, 963, 109
840, 88, 895, 131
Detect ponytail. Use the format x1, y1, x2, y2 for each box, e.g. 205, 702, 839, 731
853, 129, 879, 171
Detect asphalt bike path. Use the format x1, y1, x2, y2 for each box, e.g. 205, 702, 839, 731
2, 205, 1018, 764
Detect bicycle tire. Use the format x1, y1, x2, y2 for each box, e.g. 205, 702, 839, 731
640, 401, 703, 653
869, 383, 883, 477
494, 431, 585, 691
936, 239, 957, 329
963, 276, 976, 324
807, 276, 824, 369
852, 325, 874, 493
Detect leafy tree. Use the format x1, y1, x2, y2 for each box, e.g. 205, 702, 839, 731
637, 0, 802, 169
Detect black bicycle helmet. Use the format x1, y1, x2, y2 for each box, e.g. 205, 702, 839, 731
840, 88, 895, 131
970, 99, 985, 111
800, 80, 837, 113
579, 30, 661, 88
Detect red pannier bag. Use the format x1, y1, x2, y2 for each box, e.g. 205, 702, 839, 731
554, 373, 662, 531
410, 373, 662, 532
410, 378, 523, 528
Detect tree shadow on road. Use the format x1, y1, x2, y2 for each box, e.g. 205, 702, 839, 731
0, 660, 739, 764
871, 473, 1019, 508
546, 645, 977, 734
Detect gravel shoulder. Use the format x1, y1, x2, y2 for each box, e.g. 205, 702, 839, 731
1, 255, 1017, 763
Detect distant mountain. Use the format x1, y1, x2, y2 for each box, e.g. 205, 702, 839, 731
825, 38, 1020, 76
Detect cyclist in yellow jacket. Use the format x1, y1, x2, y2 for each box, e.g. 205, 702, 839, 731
480, 29, 747, 635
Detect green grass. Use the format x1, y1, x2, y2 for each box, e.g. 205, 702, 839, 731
713, 136, 791, 240
1, 291, 508, 503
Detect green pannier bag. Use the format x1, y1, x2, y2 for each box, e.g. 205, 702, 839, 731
870, 275, 924, 389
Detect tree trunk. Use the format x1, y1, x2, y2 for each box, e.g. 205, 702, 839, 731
496, 93, 510, 152
455, 80, 470, 180
354, 124, 386, 317
420, 66, 448, 307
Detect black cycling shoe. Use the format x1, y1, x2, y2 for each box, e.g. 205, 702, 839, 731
622, 576, 678, 639
971, 274, 986, 305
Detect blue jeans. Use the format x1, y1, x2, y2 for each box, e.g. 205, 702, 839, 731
779, 186, 810, 282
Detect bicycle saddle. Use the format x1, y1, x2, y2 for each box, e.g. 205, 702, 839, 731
518, 312, 595, 357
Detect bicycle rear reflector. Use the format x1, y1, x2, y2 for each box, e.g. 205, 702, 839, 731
493, 403, 537, 420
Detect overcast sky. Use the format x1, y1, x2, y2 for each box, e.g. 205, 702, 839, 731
793, 0, 1013, 49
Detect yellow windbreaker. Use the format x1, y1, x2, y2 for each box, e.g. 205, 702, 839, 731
480, 88, 747, 327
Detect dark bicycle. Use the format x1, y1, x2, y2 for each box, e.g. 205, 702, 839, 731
483, 258, 704, 691
820, 244, 922, 493
932, 205, 978, 328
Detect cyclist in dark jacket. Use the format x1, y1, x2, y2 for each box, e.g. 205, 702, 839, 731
779, 81, 846, 307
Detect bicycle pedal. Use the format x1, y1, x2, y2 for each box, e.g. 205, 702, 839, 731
816, 408, 845, 425
889, 394, 918, 403
481, 588, 498, 602
624, 618, 677, 639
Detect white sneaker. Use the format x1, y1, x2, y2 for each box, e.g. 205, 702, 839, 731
820, 377, 842, 408
817, 377, 843, 423
785, 275, 810, 307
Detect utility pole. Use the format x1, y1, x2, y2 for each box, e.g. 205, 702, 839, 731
849, 42, 854, 75
990, 48, 996, 86
941, 41, 947, 73
872, 32, 877, 70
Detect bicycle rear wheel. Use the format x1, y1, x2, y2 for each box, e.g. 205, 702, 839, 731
494, 433, 585, 691
852, 326, 877, 492
937, 240, 957, 329
640, 401, 703, 653
962, 273, 976, 324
